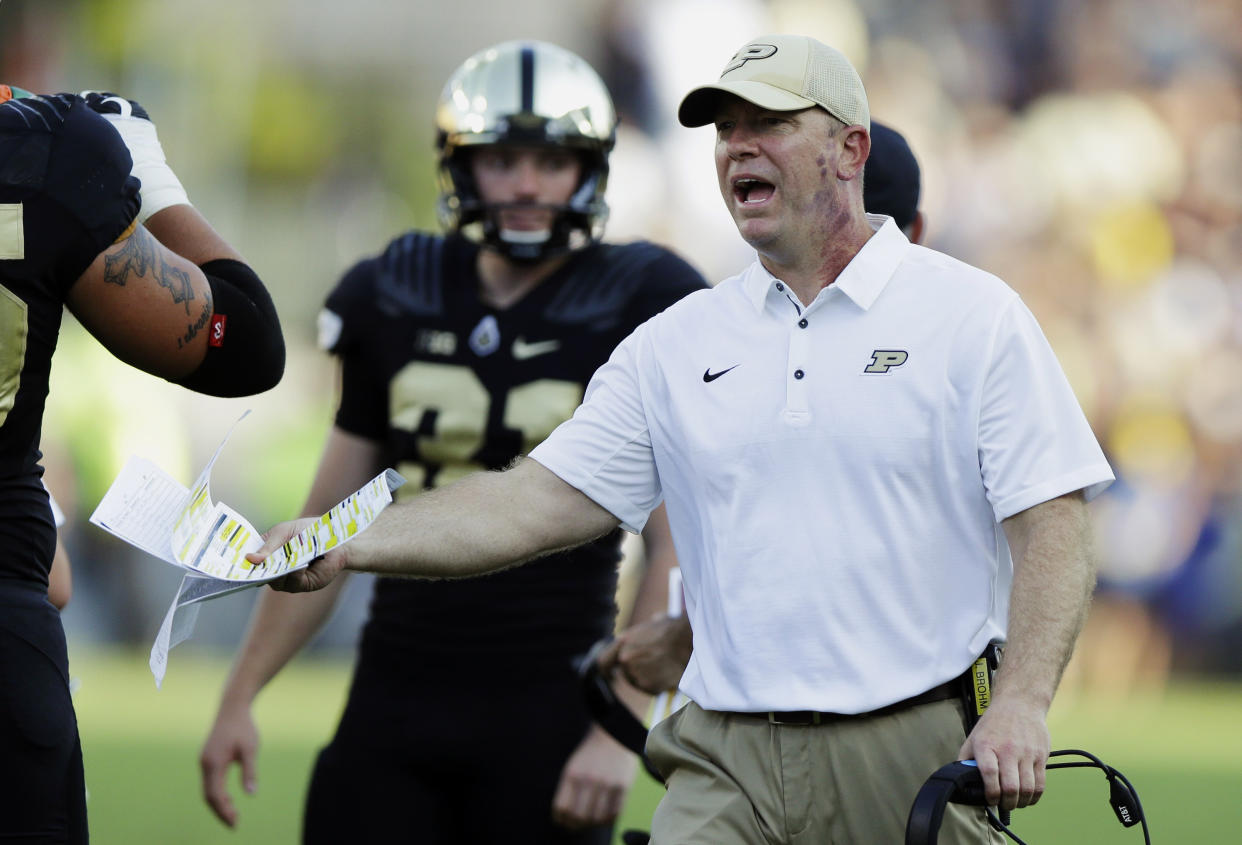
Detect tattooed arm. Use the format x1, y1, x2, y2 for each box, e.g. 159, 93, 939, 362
65, 222, 218, 379
66, 203, 284, 394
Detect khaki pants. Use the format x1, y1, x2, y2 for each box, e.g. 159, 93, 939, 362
646, 699, 1002, 845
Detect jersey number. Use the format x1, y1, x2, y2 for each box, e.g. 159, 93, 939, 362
388, 361, 582, 491
0, 283, 28, 427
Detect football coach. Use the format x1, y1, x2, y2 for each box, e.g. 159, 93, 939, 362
253, 34, 1113, 845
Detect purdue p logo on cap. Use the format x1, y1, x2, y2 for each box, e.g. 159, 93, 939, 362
723, 43, 778, 75
678, 34, 870, 130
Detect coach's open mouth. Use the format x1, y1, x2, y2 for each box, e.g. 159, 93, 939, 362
734, 178, 775, 204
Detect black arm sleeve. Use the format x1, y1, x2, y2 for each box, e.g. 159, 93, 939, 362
171, 258, 285, 397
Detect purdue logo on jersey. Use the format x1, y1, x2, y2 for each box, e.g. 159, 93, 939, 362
864, 350, 909, 374
468, 315, 500, 357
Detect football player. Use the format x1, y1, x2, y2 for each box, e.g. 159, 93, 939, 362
0, 85, 284, 842
199, 42, 706, 844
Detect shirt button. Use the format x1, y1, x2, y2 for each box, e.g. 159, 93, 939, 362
798, 318, 808, 329
794, 369, 805, 380
775, 283, 784, 291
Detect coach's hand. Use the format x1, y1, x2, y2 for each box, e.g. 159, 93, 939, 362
552, 725, 637, 830
199, 701, 260, 827
245, 518, 348, 593
957, 693, 1050, 811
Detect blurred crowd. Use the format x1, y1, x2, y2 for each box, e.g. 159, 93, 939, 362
2, 0, 1240, 687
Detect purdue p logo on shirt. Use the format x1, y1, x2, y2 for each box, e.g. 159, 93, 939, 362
864, 349, 908, 374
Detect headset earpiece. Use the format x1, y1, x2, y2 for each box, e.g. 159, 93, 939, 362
1107, 772, 1142, 828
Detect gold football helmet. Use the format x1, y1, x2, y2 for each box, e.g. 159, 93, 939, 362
435, 40, 617, 262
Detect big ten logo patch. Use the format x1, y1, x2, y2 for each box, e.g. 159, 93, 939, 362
416, 329, 457, 357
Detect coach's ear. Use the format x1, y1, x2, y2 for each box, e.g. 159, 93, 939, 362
838, 124, 870, 181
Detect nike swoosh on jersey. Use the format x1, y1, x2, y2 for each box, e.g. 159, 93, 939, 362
702, 365, 738, 382
512, 337, 562, 360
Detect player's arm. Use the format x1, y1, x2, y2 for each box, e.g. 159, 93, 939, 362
259, 456, 621, 592
598, 505, 681, 699
627, 504, 679, 635
66, 224, 211, 379
599, 504, 692, 693
66, 206, 283, 397
44, 490, 73, 610
551, 504, 679, 828
47, 537, 73, 611
199, 427, 383, 827
959, 489, 1095, 811
66, 93, 283, 396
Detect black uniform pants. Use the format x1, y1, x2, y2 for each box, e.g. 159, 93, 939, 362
302, 650, 612, 845
0, 581, 87, 844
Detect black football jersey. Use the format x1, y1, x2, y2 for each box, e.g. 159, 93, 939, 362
0, 93, 140, 586
322, 232, 707, 673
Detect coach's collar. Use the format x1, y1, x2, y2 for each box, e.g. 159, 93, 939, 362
743, 215, 909, 313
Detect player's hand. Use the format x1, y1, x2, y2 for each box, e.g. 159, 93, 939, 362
957, 694, 1049, 811
80, 89, 188, 221
248, 518, 348, 593
551, 726, 637, 830
79, 91, 151, 121
199, 701, 260, 828
598, 615, 692, 694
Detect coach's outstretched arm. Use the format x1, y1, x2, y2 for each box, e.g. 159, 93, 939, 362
257, 457, 621, 592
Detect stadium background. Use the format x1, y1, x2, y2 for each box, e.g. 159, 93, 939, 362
2, 0, 1241, 840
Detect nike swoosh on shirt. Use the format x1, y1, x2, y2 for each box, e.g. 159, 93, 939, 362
702, 365, 738, 382
512, 337, 562, 360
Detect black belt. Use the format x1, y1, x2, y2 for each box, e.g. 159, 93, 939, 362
730, 677, 960, 726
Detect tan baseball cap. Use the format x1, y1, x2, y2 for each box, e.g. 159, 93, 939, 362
678, 35, 870, 130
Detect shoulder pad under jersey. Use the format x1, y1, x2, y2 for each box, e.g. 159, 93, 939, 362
0, 93, 138, 245
373, 231, 450, 318
544, 241, 690, 326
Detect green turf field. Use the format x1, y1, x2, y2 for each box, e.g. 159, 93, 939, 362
71, 646, 1241, 843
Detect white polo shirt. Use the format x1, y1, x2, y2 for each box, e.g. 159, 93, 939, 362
530, 216, 1114, 713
